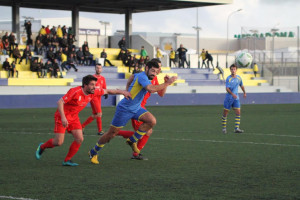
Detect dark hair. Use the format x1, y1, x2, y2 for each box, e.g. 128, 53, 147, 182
82, 75, 97, 87
146, 61, 159, 69
230, 64, 238, 69
95, 63, 102, 67
150, 58, 161, 64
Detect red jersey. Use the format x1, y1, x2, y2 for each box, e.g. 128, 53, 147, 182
55, 86, 104, 120
141, 76, 159, 108
93, 74, 107, 90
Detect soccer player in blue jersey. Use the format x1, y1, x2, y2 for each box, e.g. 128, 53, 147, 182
222, 64, 246, 134
88, 61, 177, 164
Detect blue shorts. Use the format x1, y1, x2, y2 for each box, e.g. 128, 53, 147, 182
224, 97, 240, 110
111, 107, 148, 128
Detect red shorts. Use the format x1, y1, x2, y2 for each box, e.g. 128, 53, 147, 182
131, 119, 143, 131
90, 97, 102, 114
54, 115, 82, 134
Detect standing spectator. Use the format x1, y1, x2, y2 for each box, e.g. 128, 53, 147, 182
30, 58, 41, 78
9, 32, 17, 56
253, 63, 259, 77
169, 48, 176, 67
3, 38, 10, 55
2, 32, 9, 42
82, 41, 88, 53
56, 25, 63, 38
101, 49, 113, 67
118, 36, 126, 51
76, 47, 84, 65
156, 47, 162, 60
34, 40, 43, 55
205, 51, 214, 70
60, 35, 68, 49
39, 26, 46, 36
84, 47, 93, 66
50, 26, 56, 37
25, 20, 32, 45
42, 34, 51, 51
9, 60, 18, 78
19, 45, 32, 64
12, 46, 21, 63
177, 44, 189, 68
45, 25, 51, 35
201, 49, 207, 68
0, 38, 4, 55
62, 25, 67, 36
2, 58, 10, 77
140, 46, 148, 58
67, 54, 78, 71
51, 35, 59, 50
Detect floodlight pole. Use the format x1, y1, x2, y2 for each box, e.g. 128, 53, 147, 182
226, 9, 242, 68
193, 8, 201, 69
100, 21, 109, 48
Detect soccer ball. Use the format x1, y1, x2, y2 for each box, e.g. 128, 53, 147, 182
235, 52, 253, 68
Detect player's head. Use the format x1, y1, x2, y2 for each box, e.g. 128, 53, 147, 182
230, 64, 238, 75
82, 75, 97, 94
150, 58, 162, 74
145, 61, 160, 80
95, 63, 102, 75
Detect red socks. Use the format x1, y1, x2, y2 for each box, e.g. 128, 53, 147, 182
64, 141, 81, 162
132, 135, 150, 157
82, 116, 94, 128
41, 138, 54, 150
118, 130, 134, 138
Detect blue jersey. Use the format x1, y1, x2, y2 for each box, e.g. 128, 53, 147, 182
225, 75, 243, 100
117, 71, 151, 112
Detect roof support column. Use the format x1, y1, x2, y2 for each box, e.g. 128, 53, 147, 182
12, 2, 20, 44
72, 6, 79, 46
125, 9, 132, 49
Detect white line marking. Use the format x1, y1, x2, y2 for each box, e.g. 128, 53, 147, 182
0, 196, 38, 200
0, 131, 299, 148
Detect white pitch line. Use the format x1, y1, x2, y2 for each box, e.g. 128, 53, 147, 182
0, 196, 38, 200
0, 130, 299, 148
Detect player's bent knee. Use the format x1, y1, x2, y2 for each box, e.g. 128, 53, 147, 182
146, 129, 153, 136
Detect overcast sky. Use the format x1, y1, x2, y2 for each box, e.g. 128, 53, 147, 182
0, 0, 299, 38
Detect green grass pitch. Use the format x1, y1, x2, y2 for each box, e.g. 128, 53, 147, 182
0, 104, 299, 200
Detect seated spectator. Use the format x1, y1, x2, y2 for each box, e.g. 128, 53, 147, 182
9, 60, 18, 78
83, 47, 93, 66
0, 38, 4, 55
69, 47, 76, 58
35, 33, 44, 45
43, 60, 52, 78
82, 41, 88, 53
51, 35, 59, 51
30, 58, 41, 78
42, 34, 51, 51
63, 47, 69, 57
68, 34, 75, 50
132, 63, 142, 74
76, 47, 84, 65
60, 35, 68, 49
45, 25, 51, 35
55, 47, 63, 64
2, 58, 11, 77
2, 32, 9, 43
144, 56, 150, 64
39, 59, 47, 78
34, 39, 43, 55
125, 56, 136, 73
118, 36, 126, 51
101, 49, 113, 67
46, 47, 55, 63
50, 26, 56, 37
19, 45, 32, 64
3, 38, 10, 55
12, 46, 21, 63
139, 56, 145, 65
9, 32, 17, 55
67, 53, 78, 71
117, 49, 127, 65
56, 25, 63, 38
52, 59, 63, 78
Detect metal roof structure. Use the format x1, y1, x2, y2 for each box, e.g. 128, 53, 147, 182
0, 0, 232, 14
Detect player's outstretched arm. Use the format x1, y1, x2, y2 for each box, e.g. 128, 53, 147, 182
146, 76, 177, 93
157, 75, 170, 97
104, 89, 132, 99
126, 74, 134, 91
57, 98, 68, 127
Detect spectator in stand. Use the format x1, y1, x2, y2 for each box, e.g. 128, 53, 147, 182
200, 49, 207, 68
62, 25, 67, 36
56, 25, 63, 38
30, 58, 41, 78
118, 36, 126, 51
82, 41, 88, 53
68, 34, 75, 50
45, 25, 51, 35
50, 26, 56, 37
144, 56, 150, 64
156, 47, 162, 60
205, 51, 214, 70
0, 38, 4, 55
60, 35, 68, 49
9, 60, 18, 78
101, 49, 113, 67
117, 49, 127, 65
76, 47, 84, 66
19, 45, 32, 64
84, 47, 93, 66
55, 47, 63, 65
39, 59, 47, 78
42, 34, 51, 51
12, 46, 21, 63
177, 44, 189, 68
43, 60, 52, 78
9, 32, 17, 56
2, 58, 10, 77
39, 26, 46, 36
3, 38, 10, 55
47, 60, 57, 78
47, 47, 56, 63
140, 46, 148, 58
2, 32, 9, 42
132, 63, 142, 74
126, 49, 132, 61
53, 59, 63, 78
51, 35, 59, 51
34, 39, 43, 55
35, 33, 43, 45
69, 47, 76, 58
60, 52, 69, 71
67, 53, 78, 71
62, 47, 69, 57
253, 63, 259, 77
25, 20, 32, 46
169, 48, 176, 68
125, 55, 136, 73
139, 56, 145, 66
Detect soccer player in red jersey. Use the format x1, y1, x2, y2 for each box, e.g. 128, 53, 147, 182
35, 75, 131, 166
118, 59, 169, 160
82, 64, 107, 135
